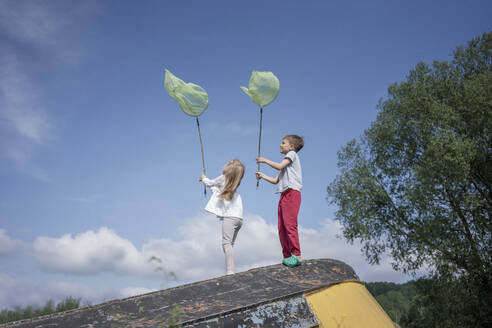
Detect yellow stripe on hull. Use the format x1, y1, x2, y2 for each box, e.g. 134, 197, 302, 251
305, 281, 395, 328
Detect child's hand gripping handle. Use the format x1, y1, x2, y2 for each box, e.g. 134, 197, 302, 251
202, 171, 206, 196
256, 159, 264, 188
257, 162, 260, 188
199, 173, 206, 196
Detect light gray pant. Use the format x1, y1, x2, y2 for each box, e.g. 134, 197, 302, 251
220, 216, 242, 274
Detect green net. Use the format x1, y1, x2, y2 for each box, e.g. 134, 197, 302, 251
241, 71, 280, 107
164, 69, 209, 117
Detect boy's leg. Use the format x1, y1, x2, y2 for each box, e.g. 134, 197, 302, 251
278, 194, 291, 259
281, 190, 301, 258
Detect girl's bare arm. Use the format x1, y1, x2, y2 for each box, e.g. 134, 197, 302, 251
200, 175, 224, 187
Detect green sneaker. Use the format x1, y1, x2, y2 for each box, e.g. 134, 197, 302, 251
283, 255, 301, 268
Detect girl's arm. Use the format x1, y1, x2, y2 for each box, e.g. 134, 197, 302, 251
200, 174, 224, 188
256, 172, 279, 185
256, 157, 291, 171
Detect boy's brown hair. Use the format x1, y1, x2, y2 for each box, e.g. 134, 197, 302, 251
283, 135, 304, 152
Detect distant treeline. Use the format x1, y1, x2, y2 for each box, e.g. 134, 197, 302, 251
0, 297, 83, 324
367, 278, 490, 328
366, 280, 417, 326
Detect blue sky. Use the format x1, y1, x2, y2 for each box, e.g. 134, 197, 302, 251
1, 0, 491, 308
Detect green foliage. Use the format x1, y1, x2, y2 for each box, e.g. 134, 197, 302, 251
401, 275, 491, 328
153, 303, 183, 328
164, 304, 183, 328
55, 296, 81, 312
0, 297, 81, 324
328, 31, 492, 327
366, 281, 417, 325
367, 279, 492, 327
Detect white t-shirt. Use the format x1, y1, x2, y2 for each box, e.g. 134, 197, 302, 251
202, 175, 243, 219
276, 151, 302, 193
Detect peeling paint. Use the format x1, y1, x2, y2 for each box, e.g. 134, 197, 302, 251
188, 295, 318, 328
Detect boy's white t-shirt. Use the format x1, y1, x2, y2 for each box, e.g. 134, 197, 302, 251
276, 150, 302, 193
202, 175, 243, 219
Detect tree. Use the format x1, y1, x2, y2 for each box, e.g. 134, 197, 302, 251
366, 281, 417, 325
0, 297, 81, 324
327, 32, 492, 327
401, 275, 484, 328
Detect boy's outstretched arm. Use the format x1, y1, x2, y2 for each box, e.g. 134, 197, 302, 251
256, 157, 291, 171
256, 172, 279, 185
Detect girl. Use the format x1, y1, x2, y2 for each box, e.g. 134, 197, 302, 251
200, 159, 245, 275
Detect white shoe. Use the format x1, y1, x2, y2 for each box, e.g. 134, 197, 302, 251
226, 271, 234, 275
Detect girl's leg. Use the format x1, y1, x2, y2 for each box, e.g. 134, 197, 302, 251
222, 217, 240, 274
231, 218, 242, 246
222, 244, 234, 274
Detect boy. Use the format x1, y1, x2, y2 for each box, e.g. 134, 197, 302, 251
256, 135, 303, 268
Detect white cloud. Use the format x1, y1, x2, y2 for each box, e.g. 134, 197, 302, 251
32, 227, 152, 276
0, 229, 24, 256
120, 286, 155, 298
0, 1, 98, 178
0, 53, 50, 145
0, 48, 51, 180
31, 214, 411, 284
0, 273, 130, 309
1, 214, 413, 308
0, 1, 101, 66
297, 219, 411, 283
0, 1, 68, 47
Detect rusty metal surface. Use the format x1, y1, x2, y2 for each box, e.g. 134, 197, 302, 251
2, 258, 357, 328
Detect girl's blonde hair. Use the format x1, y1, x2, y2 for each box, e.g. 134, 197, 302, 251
220, 159, 245, 201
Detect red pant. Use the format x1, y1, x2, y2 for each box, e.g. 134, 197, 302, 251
278, 189, 301, 258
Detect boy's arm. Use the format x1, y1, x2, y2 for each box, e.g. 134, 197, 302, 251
256, 157, 291, 171
256, 172, 279, 185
